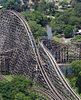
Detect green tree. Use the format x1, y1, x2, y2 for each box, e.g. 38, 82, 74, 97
69, 16, 81, 26
14, 92, 31, 100
22, 11, 48, 26
71, 60, 81, 76
45, 2, 55, 15
0, 76, 46, 100
57, 12, 70, 24
28, 21, 46, 39
22, 11, 47, 39
34, 0, 55, 15
76, 71, 81, 93
34, 0, 46, 12
0, 76, 32, 100
74, 3, 81, 16
2, 0, 24, 12
64, 25, 73, 38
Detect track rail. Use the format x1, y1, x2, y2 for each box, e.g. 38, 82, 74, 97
8, 10, 61, 99
3, 10, 81, 100
34, 87, 55, 100
40, 42, 81, 100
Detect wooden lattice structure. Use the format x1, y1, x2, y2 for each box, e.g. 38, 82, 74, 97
0, 10, 37, 78
43, 39, 81, 63
0, 10, 80, 100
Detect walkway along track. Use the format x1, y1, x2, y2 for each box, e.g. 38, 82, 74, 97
6, 10, 81, 100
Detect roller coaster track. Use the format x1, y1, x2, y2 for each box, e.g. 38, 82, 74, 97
0, 10, 80, 100
40, 42, 81, 100
10, 10, 62, 100
34, 87, 55, 100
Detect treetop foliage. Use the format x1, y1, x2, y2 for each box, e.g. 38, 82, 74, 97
0, 76, 46, 100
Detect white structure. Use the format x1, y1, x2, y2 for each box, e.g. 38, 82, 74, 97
74, 29, 81, 35
77, 29, 81, 33
47, 25, 52, 40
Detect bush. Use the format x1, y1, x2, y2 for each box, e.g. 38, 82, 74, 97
76, 71, 81, 93
0, 76, 46, 100
71, 60, 81, 76
64, 25, 73, 38
1, 0, 25, 12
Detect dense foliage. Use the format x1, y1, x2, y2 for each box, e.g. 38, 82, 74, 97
72, 35, 81, 42
22, 11, 47, 39
76, 72, 81, 93
34, 0, 55, 15
70, 60, 81, 94
0, 0, 29, 12
0, 76, 46, 100
71, 60, 81, 76
50, 3, 81, 38
1, 0, 81, 96
1, 0, 81, 39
